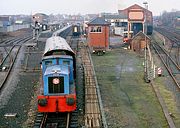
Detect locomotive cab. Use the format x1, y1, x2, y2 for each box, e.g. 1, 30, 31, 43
38, 63, 76, 112
43, 65, 70, 95
42, 56, 74, 82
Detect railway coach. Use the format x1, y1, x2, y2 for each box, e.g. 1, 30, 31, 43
72, 24, 81, 37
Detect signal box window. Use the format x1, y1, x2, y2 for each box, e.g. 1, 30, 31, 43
90, 26, 102, 33
48, 77, 64, 93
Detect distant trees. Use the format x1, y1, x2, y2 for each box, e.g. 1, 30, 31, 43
157, 10, 180, 26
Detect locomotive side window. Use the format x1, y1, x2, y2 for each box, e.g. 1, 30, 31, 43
48, 77, 64, 93
63, 60, 70, 65
45, 61, 52, 66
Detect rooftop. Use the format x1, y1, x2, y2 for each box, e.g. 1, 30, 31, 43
87, 17, 110, 25
103, 14, 127, 19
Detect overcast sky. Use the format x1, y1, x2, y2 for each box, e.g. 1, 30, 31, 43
0, 0, 179, 16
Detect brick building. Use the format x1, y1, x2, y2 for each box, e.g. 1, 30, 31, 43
87, 17, 110, 53
118, 4, 153, 35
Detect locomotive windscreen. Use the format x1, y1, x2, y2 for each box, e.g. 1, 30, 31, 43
74, 27, 77, 32
48, 77, 64, 93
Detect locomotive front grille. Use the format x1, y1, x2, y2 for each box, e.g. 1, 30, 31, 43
48, 77, 64, 93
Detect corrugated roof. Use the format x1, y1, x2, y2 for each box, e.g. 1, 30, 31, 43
87, 17, 110, 25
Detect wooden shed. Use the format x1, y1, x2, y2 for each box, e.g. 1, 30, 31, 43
130, 31, 150, 53
87, 17, 110, 53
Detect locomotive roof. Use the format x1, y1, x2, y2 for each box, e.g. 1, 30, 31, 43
42, 55, 73, 60
44, 65, 69, 76
44, 36, 74, 56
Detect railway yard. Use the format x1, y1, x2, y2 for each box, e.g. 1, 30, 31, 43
0, 4, 180, 127
0, 25, 179, 128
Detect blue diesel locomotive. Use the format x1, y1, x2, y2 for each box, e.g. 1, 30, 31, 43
38, 36, 76, 112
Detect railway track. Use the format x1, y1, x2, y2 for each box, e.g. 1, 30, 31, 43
151, 30, 180, 127
151, 36, 180, 89
69, 36, 103, 127
0, 37, 18, 44
0, 36, 33, 69
0, 36, 33, 92
159, 26, 180, 38
79, 41, 106, 128
0, 34, 32, 46
34, 112, 78, 128
0, 45, 21, 92
33, 28, 80, 128
33, 26, 106, 127
23, 46, 42, 72
152, 37, 180, 70
154, 27, 180, 47
154, 27, 180, 66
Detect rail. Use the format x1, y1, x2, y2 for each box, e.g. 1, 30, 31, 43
34, 112, 72, 128
0, 45, 21, 91
152, 42, 180, 88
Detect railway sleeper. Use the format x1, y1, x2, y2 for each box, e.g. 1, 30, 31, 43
85, 116, 101, 128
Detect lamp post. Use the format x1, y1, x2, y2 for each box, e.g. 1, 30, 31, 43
143, 1, 148, 34
143, 1, 148, 10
